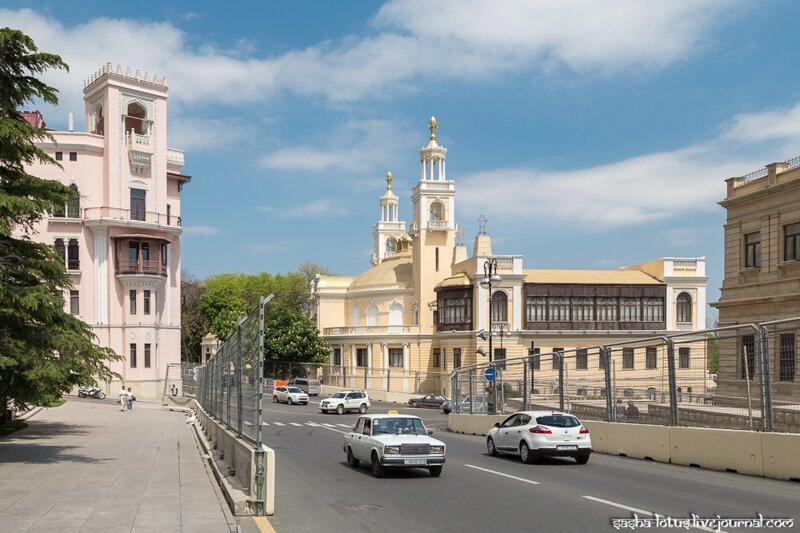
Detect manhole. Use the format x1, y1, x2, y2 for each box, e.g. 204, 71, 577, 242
343, 504, 383, 513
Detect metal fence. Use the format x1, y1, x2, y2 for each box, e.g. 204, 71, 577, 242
196, 296, 269, 444
162, 362, 200, 400
450, 318, 800, 433
264, 361, 449, 397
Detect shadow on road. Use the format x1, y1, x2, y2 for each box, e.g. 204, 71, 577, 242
0, 443, 108, 465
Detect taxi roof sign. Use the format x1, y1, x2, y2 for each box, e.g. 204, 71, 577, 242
387, 409, 399, 415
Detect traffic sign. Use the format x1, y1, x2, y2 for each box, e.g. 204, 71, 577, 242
484, 368, 495, 381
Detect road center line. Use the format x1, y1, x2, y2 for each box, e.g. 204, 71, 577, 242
313, 424, 346, 434
581, 496, 725, 533
463, 464, 540, 485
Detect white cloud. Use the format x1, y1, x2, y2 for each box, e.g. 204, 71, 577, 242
260, 200, 347, 218
659, 226, 718, 247
183, 225, 220, 236
168, 116, 256, 151
723, 103, 800, 145
3, 1, 745, 110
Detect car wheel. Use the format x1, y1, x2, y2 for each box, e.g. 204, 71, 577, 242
336, 405, 344, 415
273, 396, 278, 403
370, 452, 385, 478
359, 403, 368, 414
487, 437, 499, 457
520, 441, 535, 464
303, 402, 308, 405
410, 401, 418, 407
320, 409, 327, 414
575, 454, 590, 465
347, 447, 359, 468
287, 397, 293, 405
429, 465, 443, 477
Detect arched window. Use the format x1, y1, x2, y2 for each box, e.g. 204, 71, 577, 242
491, 291, 508, 323
386, 238, 396, 256
54, 239, 65, 264
389, 303, 403, 326
125, 102, 147, 135
429, 201, 444, 222
93, 103, 104, 135
67, 239, 80, 270
366, 304, 379, 326
350, 306, 360, 327
676, 292, 692, 323
67, 184, 80, 218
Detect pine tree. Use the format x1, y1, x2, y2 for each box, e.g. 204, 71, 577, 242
0, 28, 120, 421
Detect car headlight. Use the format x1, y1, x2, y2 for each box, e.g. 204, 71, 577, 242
430, 445, 445, 454
384, 445, 401, 455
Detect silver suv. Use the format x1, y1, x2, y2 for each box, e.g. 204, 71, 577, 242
320, 391, 370, 414
288, 378, 321, 396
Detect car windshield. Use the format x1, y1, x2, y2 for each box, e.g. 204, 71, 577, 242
373, 417, 427, 436
331, 393, 346, 399
535, 415, 580, 428
287, 387, 303, 393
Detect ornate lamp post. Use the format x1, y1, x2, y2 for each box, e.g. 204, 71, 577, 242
479, 258, 502, 362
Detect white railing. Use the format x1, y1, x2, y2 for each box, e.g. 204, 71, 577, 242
428, 220, 449, 230
673, 260, 697, 269
323, 325, 419, 335
494, 257, 514, 266
166, 148, 185, 166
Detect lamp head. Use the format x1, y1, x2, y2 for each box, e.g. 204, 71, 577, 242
476, 347, 488, 358
480, 277, 490, 289
490, 273, 502, 283
476, 329, 488, 341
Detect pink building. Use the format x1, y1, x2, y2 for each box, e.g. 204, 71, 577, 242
22, 64, 189, 400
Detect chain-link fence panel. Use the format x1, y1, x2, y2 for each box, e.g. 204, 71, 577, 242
759, 318, 800, 433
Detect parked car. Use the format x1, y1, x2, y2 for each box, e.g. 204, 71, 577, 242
456, 395, 487, 413
441, 400, 451, 414
320, 391, 370, 414
486, 411, 592, 464
273, 386, 309, 405
288, 378, 321, 396
342, 414, 446, 477
408, 394, 448, 409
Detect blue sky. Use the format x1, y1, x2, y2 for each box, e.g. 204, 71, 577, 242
6, 1, 800, 324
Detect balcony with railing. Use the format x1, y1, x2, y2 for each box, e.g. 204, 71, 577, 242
117, 259, 168, 277
427, 220, 450, 231
84, 206, 181, 228
166, 147, 185, 166
323, 325, 419, 335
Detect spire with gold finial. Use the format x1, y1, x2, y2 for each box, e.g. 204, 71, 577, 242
428, 116, 438, 141
386, 171, 393, 191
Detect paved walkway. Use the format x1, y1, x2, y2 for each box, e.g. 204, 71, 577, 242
0, 399, 237, 532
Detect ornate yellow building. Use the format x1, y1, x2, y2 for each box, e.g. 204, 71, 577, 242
310, 118, 709, 397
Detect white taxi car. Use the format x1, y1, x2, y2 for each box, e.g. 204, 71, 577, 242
486, 411, 592, 464
342, 413, 446, 477
272, 386, 309, 405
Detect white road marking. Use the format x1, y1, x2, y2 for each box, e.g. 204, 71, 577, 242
321, 423, 337, 428
463, 464, 540, 485
244, 420, 253, 426
314, 424, 346, 434
272, 422, 286, 426
336, 424, 352, 428
305, 422, 322, 427
581, 496, 725, 533
261, 422, 269, 426
289, 422, 303, 427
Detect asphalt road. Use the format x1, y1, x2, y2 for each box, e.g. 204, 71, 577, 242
261, 398, 800, 533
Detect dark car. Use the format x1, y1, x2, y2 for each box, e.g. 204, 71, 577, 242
441, 400, 451, 414
408, 394, 448, 409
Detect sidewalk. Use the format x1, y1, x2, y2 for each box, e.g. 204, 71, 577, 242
0, 398, 238, 532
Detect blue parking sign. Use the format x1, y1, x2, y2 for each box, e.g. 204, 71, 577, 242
484, 368, 495, 381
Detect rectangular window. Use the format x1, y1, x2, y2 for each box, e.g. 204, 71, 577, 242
453, 348, 461, 369
526, 296, 546, 322
333, 347, 341, 366
548, 298, 569, 321
494, 348, 506, 370
530, 348, 540, 370
389, 348, 403, 368
144, 343, 151, 368
741, 335, 755, 380
55, 151, 63, 161
69, 151, 77, 161
620, 299, 640, 321
745, 232, 761, 268
576, 349, 588, 370
129, 290, 137, 314
130, 343, 137, 368
571, 298, 594, 321
779, 333, 796, 382
646, 346, 657, 369
433, 348, 441, 368
67, 239, 80, 270
784, 223, 800, 262
167, 204, 172, 225
438, 296, 472, 326
143, 290, 151, 315
679, 347, 690, 369
130, 188, 146, 221
356, 348, 368, 367
622, 348, 634, 369
69, 290, 79, 315
642, 298, 664, 322
596, 298, 617, 321
552, 348, 563, 370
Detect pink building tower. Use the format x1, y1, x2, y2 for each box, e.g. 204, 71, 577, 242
23, 64, 190, 400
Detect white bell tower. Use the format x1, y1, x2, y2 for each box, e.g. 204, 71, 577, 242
372, 171, 407, 265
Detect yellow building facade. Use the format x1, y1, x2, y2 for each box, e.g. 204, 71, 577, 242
310, 119, 709, 397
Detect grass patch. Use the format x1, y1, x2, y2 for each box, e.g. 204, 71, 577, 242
0, 420, 29, 438
39, 399, 65, 408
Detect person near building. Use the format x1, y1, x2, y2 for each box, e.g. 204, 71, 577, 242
118, 385, 128, 412
625, 400, 640, 420
127, 387, 134, 411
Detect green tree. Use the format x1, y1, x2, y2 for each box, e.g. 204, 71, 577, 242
181, 270, 210, 363
263, 308, 330, 376
297, 261, 336, 314
0, 28, 120, 421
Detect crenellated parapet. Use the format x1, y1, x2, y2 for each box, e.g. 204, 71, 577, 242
84, 62, 168, 90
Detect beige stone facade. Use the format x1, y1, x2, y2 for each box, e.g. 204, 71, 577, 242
310, 118, 709, 397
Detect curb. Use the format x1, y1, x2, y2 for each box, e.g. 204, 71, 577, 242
17, 407, 43, 421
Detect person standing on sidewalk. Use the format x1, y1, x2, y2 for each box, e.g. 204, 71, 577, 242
118, 385, 128, 412
127, 387, 134, 412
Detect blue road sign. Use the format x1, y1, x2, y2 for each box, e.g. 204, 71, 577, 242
484, 368, 495, 382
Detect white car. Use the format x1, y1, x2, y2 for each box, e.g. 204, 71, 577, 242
342, 414, 446, 477
320, 391, 370, 414
273, 386, 309, 405
486, 411, 592, 464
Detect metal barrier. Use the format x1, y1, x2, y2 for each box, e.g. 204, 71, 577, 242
449, 318, 800, 433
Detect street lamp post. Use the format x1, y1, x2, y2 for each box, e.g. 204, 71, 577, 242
480, 258, 502, 362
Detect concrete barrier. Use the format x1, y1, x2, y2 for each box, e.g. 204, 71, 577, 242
761, 432, 800, 480
582, 421, 607, 453
606, 423, 671, 462
670, 426, 764, 476
448, 413, 506, 436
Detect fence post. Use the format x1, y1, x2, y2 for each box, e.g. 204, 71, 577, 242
557, 350, 564, 412
602, 347, 613, 422
523, 353, 530, 412
254, 295, 270, 516
758, 326, 774, 432
386, 369, 390, 392
468, 368, 474, 415
226, 349, 232, 427
665, 338, 678, 426
236, 323, 243, 438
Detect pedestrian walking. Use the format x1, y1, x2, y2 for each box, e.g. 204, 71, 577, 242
171, 384, 178, 397
118, 385, 128, 412
127, 387, 134, 412
615, 398, 626, 421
